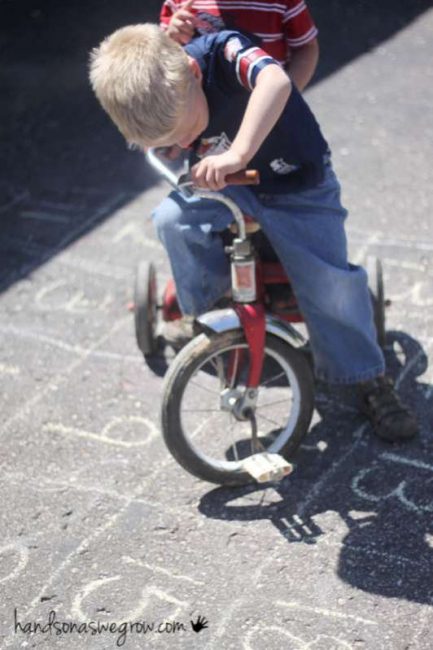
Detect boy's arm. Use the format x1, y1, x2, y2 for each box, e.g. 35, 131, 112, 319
192, 64, 291, 190
286, 37, 319, 91
282, 0, 319, 91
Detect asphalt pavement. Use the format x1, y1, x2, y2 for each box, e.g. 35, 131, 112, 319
1, 2, 433, 648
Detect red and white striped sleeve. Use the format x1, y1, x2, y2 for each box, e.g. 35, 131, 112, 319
223, 35, 279, 92
282, 0, 318, 49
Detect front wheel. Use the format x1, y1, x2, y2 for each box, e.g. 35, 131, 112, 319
161, 329, 315, 485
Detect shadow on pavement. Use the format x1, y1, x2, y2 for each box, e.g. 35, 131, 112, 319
198, 330, 433, 605
0, 1, 162, 292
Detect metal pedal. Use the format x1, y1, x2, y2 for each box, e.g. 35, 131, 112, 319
242, 452, 294, 483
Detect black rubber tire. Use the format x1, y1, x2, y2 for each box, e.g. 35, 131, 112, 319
161, 329, 315, 486
134, 261, 157, 356
367, 256, 386, 349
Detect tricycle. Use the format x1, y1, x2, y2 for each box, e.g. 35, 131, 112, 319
133, 148, 387, 486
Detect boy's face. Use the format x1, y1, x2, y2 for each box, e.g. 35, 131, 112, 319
154, 57, 209, 150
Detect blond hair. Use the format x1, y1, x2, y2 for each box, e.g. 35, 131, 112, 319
89, 23, 192, 146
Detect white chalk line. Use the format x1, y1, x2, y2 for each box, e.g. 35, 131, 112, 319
0, 188, 29, 214
0, 469, 188, 520
351, 233, 380, 265
34, 280, 113, 313
19, 209, 71, 224
276, 601, 377, 626
347, 227, 433, 253
0, 543, 30, 585
71, 580, 190, 626
110, 221, 164, 251
43, 416, 158, 448
381, 452, 433, 474
55, 253, 132, 282
385, 334, 433, 397
122, 556, 205, 586
30, 198, 83, 212
394, 348, 426, 389
0, 362, 20, 376
351, 453, 433, 515
0, 324, 144, 366
69, 187, 138, 198
0, 192, 128, 292
0, 315, 131, 439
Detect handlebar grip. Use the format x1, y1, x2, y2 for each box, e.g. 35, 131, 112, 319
225, 170, 260, 186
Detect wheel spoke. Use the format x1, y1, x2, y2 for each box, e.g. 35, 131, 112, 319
189, 379, 220, 396
212, 355, 227, 389
181, 408, 223, 413
229, 349, 241, 389
260, 370, 287, 387
255, 411, 285, 428
256, 397, 291, 409
228, 413, 239, 462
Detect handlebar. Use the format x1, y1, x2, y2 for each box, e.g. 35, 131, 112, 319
224, 170, 260, 186
145, 147, 260, 241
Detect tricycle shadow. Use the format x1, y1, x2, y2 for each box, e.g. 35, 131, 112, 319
198, 329, 433, 604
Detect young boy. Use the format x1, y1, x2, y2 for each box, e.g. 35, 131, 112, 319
160, 0, 319, 91
89, 23, 418, 442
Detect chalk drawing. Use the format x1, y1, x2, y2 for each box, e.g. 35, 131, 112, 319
72, 577, 189, 622
0, 362, 20, 376
35, 280, 112, 313
243, 601, 379, 650
276, 601, 376, 626
352, 454, 433, 514
20, 209, 71, 224
0, 543, 29, 584
122, 556, 205, 586
111, 222, 163, 251
244, 625, 305, 650
43, 415, 158, 448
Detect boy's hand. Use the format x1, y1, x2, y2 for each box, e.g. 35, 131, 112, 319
191, 150, 245, 190
167, 0, 196, 45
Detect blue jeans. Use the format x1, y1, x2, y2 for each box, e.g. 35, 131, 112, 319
152, 166, 385, 384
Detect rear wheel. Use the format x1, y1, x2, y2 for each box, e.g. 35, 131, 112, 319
134, 261, 157, 356
367, 256, 386, 349
161, 329, 315, 485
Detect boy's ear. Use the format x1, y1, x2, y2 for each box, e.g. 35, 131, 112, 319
187, 56, 202, 81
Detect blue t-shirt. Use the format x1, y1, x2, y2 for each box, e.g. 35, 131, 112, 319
185, 31, 330, 193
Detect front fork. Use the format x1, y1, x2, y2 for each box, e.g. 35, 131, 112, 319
221, 303, 266, 453
234, 302, 265, 390
219, 299, 265, 445
220, 302, 265, 421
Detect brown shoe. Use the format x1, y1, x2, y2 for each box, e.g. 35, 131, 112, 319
359, 376, 418, 442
